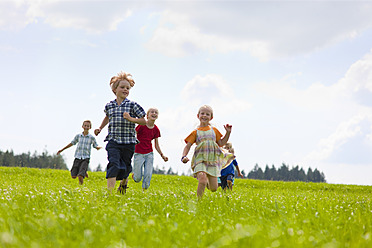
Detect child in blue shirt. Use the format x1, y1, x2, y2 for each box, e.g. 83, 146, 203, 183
220, 142, 243, 191
95, 71, 146, 193
57, 120, 101, 185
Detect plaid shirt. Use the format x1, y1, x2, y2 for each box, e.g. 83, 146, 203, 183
71, 133, 99, 159
104, 98, 146, 144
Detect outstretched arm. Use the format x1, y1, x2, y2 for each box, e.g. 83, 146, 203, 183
217, 124, 232, 147
94, 116, 109, 136
154, 138, 168, 162
181, 142, 193, 163
57, 143, 73, 155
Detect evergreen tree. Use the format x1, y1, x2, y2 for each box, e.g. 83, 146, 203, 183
278, 163, 289, 181
307, 167, 314, 182
264, 165, 271, 180
298, 168, 307, 182
96, 164, 102, 172
246, 163, 326, 183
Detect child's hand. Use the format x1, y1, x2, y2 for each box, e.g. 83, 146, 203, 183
162, 154, 168, 162
123, 112, 131, 120
181, 156, 189, 163
94, 128, 101, 136
224, 124, 232, 132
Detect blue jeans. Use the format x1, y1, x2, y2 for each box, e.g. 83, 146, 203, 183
133, 152, 154, 189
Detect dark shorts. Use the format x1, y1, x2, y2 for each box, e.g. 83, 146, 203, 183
71, 158, 90, 178
220, 174, 234, 189
106, 140, 135, 180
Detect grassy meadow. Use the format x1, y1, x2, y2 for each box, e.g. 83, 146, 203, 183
0, 167, 371, 248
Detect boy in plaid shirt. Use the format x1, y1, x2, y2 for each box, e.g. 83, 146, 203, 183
57, 120, 101, 185
95, 71, 146, 193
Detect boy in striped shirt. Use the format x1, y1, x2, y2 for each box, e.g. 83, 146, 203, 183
57, 120, 102, 185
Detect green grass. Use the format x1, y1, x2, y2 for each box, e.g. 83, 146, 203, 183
0, 167, 371, 248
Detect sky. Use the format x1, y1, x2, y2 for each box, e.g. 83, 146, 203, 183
1, 0, 372, 186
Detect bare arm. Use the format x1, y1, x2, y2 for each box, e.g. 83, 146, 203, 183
57, 143, 73, 155
154, 138, 168, 162
235, 165, 243, 178
181, 142, 193, 163
94, 116, 109, 136
123, 112, 146, 125
217, 124, 232, 147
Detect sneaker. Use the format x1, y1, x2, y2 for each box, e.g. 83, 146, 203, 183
117, 183, 128, 194
85, 172, 89, 178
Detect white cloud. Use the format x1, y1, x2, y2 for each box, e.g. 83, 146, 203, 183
304, 114, 367, 162
253, 49, 372, 171
144, 2, 372, 60
144, 10, 268, 59
3, 1, 372, 59
0, 0, 135, 34
0, 1, 36, 30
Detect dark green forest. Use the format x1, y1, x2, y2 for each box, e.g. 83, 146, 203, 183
247, 163, 326, 183
0, 150, 67, 170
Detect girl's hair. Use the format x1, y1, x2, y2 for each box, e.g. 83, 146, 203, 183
110, 71, 135, 93
198, 105, 213, 118
147, 107, 159, 116
83, 120, 92, 128
224, 142, 234, 154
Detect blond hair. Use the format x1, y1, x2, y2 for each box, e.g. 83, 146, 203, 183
198, 105, 213, 118
224, 142, 234, 154
147, 107, 159, 116
110, 71, 135, 93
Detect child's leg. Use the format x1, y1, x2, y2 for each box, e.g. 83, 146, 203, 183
77, 159, 90, 185
70, 158, 80, 180
227, 174, 234, 191
196, 172, 208, 198
132, 153, 145, 183
117, 144, 134, 194
107, 177, 116, 190
142, 152, 154, 190
78, 176, 84, 185
207, 175, 218, 192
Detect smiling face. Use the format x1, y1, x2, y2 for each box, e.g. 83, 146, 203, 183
113, 80, 131, 100
82, 121, 91, 131
197, 106, 213, 126
147, 108, 159, 121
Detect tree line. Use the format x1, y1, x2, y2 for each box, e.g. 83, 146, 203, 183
247, 163, 326, 183
0, 150, 68, 170
0, 150, 326, 183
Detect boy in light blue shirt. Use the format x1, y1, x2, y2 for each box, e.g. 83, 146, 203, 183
57, 120, 102, 185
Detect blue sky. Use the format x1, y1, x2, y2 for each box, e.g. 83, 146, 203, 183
1, 0, 372, 185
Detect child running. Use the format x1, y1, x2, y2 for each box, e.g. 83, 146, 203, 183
94, 71, 146, 194
57, 120, 102, 185
181, 105, 234, 199
132, 108, 168, 191
220, 142, 243, 191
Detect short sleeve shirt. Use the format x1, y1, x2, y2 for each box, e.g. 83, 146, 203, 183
221, 159, 238, 176
184, 126, 223, 145
104, 98, 146, 144
71, 133, 99, 159
134, 125, 161, 154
